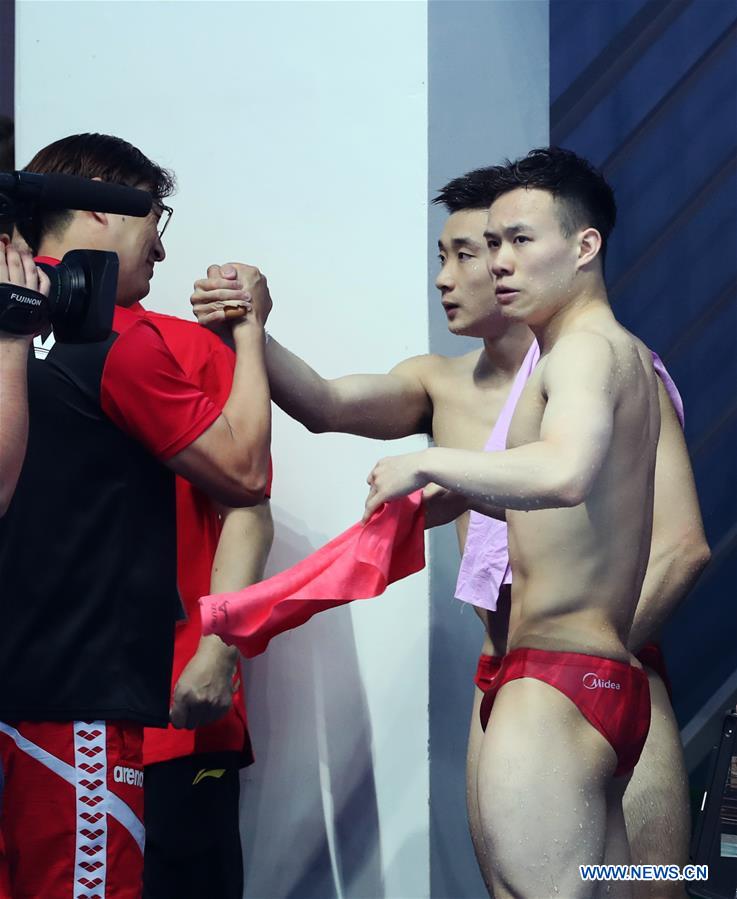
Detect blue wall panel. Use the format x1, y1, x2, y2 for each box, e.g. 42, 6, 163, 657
550, 0, 737, 740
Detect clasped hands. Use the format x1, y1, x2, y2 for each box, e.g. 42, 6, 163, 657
190, 262, 272, 339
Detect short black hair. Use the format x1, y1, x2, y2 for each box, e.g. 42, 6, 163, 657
432, 166, 503, 214
17, 132, 176, 252
488, 147, 617, 263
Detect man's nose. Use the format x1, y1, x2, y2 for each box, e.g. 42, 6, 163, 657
490, 246, 513, 278
435, 264, 453, 292
153, 236, 166, 263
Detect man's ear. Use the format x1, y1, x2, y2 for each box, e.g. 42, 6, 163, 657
87, 178, 108, 227
576, 227, 602, 270
90, 209, 108, 226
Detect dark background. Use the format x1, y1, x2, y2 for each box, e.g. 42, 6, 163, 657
0, 0, 13, 122
551, 0, 737, 781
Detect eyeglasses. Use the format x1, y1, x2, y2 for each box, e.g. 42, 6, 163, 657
155, 204, 173, 240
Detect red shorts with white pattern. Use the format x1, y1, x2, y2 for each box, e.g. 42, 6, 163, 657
0, 720, 144, 899
478, 647, 651, 777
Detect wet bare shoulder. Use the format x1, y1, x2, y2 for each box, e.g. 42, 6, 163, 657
626, 329, 658, 373
606, 327, 658, 397
392, 348, 482, 390
542, 330, 617, 397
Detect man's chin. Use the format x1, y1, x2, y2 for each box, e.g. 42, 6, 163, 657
446, 316, 469, 336
135, 282, 152, 302
498, 305, 528, 324
447, 318, 484, 339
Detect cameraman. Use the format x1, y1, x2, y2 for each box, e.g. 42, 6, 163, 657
0, 242, 49, 515
0, 134, 271, 899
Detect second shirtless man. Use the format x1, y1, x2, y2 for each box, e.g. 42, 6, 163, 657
362, 148, 679, 896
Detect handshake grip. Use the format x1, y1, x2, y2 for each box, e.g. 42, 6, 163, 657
0, 282, 49, 335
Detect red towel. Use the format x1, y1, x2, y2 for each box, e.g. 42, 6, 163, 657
199, 491, 425, 657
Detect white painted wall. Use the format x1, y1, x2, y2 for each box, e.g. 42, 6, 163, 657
17, 2, 429, 896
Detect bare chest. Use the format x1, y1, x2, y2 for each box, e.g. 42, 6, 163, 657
428, 368, 517, 452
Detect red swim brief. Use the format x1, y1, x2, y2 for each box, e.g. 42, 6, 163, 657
479, 648, 651, 777
474, 653, 503, 692
477, 644, 672, 699
636, 642, 673, 699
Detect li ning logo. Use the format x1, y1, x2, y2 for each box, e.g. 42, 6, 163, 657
582, 672, 621, 691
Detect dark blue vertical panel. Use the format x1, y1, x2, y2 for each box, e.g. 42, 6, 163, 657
550, 0, 737, 752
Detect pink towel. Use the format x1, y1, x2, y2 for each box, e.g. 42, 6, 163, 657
454, 341, 540, 611
652, 352, 684, 429
200, 491, 425, 657
455, 346, 684, 611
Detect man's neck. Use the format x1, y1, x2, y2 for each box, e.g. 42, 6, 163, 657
479, 323, 535, 381
533, 282, 611, 354
36, 239, 68, 262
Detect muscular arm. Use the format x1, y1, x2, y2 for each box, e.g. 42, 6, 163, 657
265, 338, 433, 439
167, 322, 271, 506
188, 271, 432, 439
365, 333, 616, 517
627, 379, 710, 652
168, 267, 272, 507
170, 499, 274, 728
421, 484, 505, 529
210, 500, 275, 592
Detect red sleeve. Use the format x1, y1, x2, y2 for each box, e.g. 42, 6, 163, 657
100, 318, 222, 461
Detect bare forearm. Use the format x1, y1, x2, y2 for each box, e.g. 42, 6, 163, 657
421, 487, 504, 530
629, 376, 711, 651
211, 501, 274, 592
419, 444, 585, 511
266, 337, 427, 439
628, 539, 711, 652
221, 324, 271, 492
266, 337, 336, 432
0, 335, 32, 515
197, 501, 275, 664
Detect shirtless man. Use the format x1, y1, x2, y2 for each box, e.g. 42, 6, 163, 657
191, 152, 708, 896
360, 147, 680, 896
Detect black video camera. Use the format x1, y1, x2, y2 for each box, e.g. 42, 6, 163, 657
0, 171, 152, 343
0, 249, 119, 342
